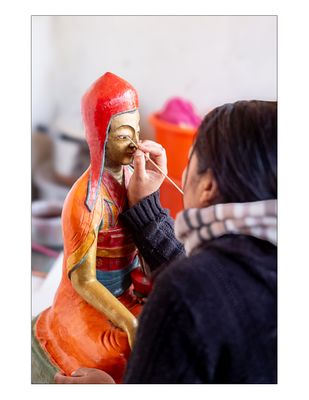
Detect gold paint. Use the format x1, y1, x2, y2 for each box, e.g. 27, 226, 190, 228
104, 110, 140, 172
70, 237, 138, 349
66, 196, 103, 275
66, 230, 96, 275
96, 243, 136, 258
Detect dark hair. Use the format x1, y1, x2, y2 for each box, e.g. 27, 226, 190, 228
193, 100, 277, 203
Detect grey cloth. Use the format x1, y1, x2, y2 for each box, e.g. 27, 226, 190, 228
175, 199, 277, 256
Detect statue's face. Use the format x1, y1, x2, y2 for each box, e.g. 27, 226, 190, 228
105, 110, 140, 166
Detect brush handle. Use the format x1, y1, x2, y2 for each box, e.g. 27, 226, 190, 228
145, 155, 184, 195
127, 137, 184, 195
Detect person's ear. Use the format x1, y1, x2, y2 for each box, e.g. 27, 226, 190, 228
198, 169, 220, 207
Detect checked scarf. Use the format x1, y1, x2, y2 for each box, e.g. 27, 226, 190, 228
175, 200, 277, 256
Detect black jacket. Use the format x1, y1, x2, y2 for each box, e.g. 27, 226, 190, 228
120, 192, 277, 383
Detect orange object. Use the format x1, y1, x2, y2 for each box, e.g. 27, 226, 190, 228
160, 177, 184, 219
149, 113, 197, 180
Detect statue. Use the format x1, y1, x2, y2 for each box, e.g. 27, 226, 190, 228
32, 72, 152, 384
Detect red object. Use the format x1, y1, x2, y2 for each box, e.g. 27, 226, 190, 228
149, 113, 197, 218
82, 72, 138, 211
130, 267, 152, 297
160, 177, 184, 219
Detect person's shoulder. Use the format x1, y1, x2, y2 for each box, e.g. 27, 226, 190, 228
154, 248, 222, 304
157, 235, 277, 310
161, 246, 222, 279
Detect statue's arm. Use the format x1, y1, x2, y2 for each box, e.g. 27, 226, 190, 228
70, 241, 138, 349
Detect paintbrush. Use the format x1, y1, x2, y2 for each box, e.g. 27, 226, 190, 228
127, 137, 184, 195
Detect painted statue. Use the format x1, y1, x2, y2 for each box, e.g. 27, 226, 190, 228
32, 72, 152, 384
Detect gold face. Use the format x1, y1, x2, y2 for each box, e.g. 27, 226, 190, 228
105, 110, 140, 167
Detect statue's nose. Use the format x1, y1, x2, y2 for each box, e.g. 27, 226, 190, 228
128, 141, 137, 149
129, 131, 139, 148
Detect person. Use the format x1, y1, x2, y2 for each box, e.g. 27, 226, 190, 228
32, 72, 153, 384
55, 100, 277, 384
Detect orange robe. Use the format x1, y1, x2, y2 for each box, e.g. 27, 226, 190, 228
35, 166, 143, 383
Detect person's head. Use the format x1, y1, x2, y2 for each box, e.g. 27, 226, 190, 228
182, 100, 277, 209
105, 110, 140, 167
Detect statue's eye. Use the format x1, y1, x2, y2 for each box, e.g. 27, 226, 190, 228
118, 135, 129, 140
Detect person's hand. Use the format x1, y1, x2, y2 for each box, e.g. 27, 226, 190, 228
54, 368, 115, 384
127, 140, 167, 206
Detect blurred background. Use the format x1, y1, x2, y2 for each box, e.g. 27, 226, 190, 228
31, 15, 277, 314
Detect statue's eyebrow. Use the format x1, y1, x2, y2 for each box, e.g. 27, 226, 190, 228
113, 124, 136, 132
116, 124, 133, 128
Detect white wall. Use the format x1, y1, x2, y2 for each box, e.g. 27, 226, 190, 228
32, 16, 56, 127
32, 15, 277, 138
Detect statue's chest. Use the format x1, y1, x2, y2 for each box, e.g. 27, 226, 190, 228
96, 196, 136, 270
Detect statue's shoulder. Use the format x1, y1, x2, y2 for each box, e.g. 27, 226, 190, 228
62, 168, 102, 252
63, 168, 91, 218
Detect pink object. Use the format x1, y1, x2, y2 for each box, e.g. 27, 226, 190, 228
158, 97, 201, 128
32, 242, 60, 258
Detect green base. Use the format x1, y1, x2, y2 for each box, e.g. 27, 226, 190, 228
31, 318, 59, 384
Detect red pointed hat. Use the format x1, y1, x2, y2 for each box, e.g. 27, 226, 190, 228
81, 72, 138, 211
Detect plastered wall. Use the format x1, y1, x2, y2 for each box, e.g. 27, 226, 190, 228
32, 15, 277, 139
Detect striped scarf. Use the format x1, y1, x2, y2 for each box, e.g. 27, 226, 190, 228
174, 200, 277, 256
